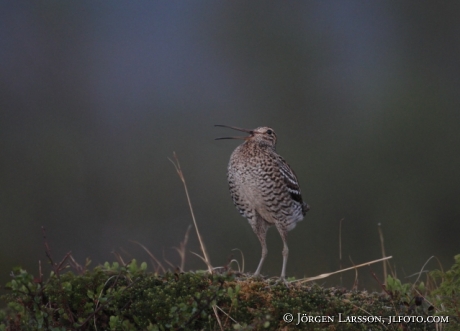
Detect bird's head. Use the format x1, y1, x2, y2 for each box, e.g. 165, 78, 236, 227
215, 125, 277, 147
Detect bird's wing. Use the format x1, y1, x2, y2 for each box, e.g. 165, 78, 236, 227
277, 156, 303, 204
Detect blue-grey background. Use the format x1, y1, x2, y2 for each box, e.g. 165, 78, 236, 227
1, 1, 459, 291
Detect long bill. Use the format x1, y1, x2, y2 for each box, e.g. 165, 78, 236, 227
214, 124, 253, 140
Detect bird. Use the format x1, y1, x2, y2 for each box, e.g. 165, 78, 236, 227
215, 125, 309, 281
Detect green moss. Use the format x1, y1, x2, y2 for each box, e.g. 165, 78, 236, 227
1, 259, 456, 330
430, 254, 460, 330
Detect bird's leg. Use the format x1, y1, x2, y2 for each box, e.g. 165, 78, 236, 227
254, 246, 267, 276
252, 218, 269, 277
276, 225, 289, 281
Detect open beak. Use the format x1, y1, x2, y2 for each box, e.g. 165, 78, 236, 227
214, 125, 253, 140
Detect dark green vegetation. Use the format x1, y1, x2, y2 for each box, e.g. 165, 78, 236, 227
1, 256, 459, 331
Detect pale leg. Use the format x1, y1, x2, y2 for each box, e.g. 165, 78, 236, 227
251, 217, 269, 276
276, 225, 289, 280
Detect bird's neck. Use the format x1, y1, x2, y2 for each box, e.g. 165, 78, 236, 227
245, 140, 276, 153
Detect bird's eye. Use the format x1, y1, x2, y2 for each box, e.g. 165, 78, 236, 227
266, 130, 273, 135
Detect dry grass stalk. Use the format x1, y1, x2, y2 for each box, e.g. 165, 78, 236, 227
169, 152, 213, 273
292, 256, 393, 284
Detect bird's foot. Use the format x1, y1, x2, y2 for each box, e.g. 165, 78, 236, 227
251, 273, 265, 281
265, 276, 290, 288
277, 276, 290, 288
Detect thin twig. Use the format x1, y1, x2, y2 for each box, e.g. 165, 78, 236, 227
68, 254, 86, 274
411, 255, 435, 292
214, 304, 240, 325
162, 248, 176, 270
38, 260, 43, 283
41, 227, 76, 324
349, 256, 358, 290
292, 256, 393, 284
41, 226, 53, 265
111, 251, 127, 267
339, 218, 344, 286
349, 303, 388, 330
130, 240, 166, 273
212, 305, 224, 331
168, 152, 212, 273
232, 248, 245, 273
370, 268, 391, 296
227, 259, 241, 273
190, 251, 213, 271
378, 223, 388, 285
173, 225, 192, 272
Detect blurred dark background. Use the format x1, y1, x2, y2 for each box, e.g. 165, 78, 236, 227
1, 1, 459, 291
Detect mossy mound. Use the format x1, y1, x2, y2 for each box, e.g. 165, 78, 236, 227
0, 260, 453, 330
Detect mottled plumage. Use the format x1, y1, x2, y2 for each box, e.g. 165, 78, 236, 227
215, 125, 309, 280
